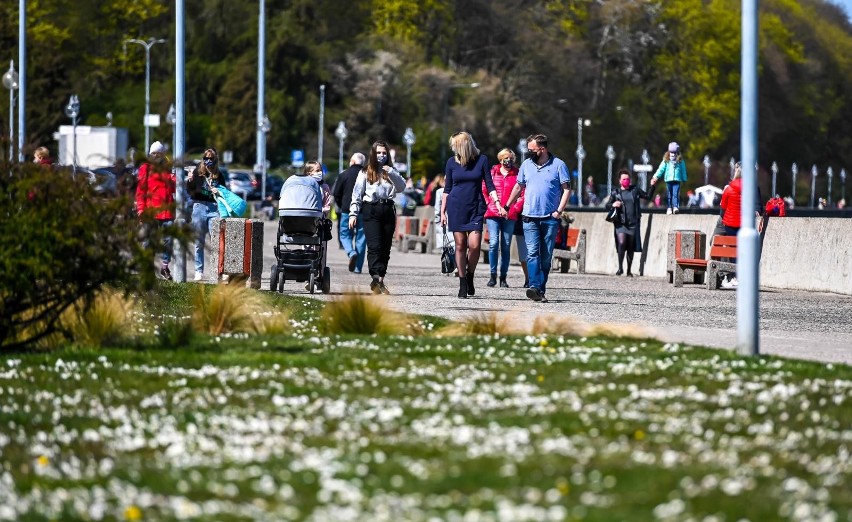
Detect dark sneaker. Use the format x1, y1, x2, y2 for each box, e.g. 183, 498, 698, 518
526, 287, 543, 302
370, 279, 382, 295
487, 274, 497, 287
379, 282, 390, 295
499, 277, 509, 288
348, 255, 357, 272
159, 267, 172, 280
539, 294, 549, 303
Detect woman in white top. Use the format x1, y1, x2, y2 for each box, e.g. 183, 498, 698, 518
349, 140, 406, 294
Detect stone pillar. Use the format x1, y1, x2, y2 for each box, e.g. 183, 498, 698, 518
208, 217, 265, 288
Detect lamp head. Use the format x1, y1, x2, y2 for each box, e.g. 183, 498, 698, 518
403, 127, 416, 146
2, 61, 18, 90
64, 94, 80, 119
335, 121, 348, 140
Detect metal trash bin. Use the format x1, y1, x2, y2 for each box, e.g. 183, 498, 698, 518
667, 229, 706, 284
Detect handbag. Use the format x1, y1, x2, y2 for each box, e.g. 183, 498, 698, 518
440, 226, 456, 274
605, 206, 623, 227
215, 186, 248, 218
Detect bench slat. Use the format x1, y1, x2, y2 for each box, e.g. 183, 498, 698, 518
710, 245, 737, 258
675, 258, 708, 267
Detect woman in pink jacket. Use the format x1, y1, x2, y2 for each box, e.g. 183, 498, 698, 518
482, 148, 525, 288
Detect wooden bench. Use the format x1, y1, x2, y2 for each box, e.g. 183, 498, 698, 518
674, 234, 737, 289
394, 216, 419, 251
399, 206, 435, 253
552, 228, 587, 273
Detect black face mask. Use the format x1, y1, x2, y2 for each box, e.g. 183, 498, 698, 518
527, 151, 539, 161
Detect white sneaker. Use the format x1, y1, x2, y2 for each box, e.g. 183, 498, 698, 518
721, 277, 737, 289
672, 208, 679, 214
666, 208, 673, 215
194, 271, 203, 282
730, 277, 738, 287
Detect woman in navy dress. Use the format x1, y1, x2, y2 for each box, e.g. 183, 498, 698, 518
440, 132, 506, 298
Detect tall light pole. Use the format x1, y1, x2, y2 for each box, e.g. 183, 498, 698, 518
440, 82, 480, 161
173, 0, 187, 283
810, 164, 818, 208
606, 145, 616, 197
259, 115, 271, 200
2, 60, 18, 161
318, 84, 325, 162
403, 127, 416, 179
703, 155, 711, 186
256, 0, 266, 177
576, 118, 590, 205
334, 121, 347, 173
64, 94, 80, 176
827, 166, 833, 207
125, 37, 167, 152
791, 162, 798, 202
17, 0, 26, 162
771, 161, 778, 197
841, 168, 847, 203
640, 148, 650, 190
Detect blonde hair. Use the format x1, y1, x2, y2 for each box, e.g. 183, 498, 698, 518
733, 163, 742, 179
302, 161, 322, 177
497, 148, 516, 163
34, 147, 49, 160
196, 148, 220, 178
450, 132, 480, 166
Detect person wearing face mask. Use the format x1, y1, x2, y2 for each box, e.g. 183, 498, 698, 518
482, 148, 524, 288
650, 142, 688, 214
441, 132, 506, 299
135, 141, 176, 280
503, 134, 571, 303
186, 148, 227, 281
607, 169, 651, 276
305, 161, 332, 216
349, 140, 407, 295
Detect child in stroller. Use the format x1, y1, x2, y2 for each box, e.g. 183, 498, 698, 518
270, 162, 333, 294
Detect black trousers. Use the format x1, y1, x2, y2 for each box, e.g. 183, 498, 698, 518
361, 201, 396, 279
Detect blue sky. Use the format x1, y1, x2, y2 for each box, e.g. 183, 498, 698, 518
832, 0, 852, 19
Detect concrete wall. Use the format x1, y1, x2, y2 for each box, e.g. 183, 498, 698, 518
567, 213, 852, 295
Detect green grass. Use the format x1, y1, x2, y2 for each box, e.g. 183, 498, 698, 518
0, 283, 850, 521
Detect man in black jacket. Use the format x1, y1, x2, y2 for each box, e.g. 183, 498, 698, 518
332, 152, 367, 273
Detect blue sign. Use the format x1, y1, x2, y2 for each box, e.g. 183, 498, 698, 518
291, 149, 305, 167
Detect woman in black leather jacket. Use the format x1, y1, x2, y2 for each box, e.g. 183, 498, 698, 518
606, 169, 651, 276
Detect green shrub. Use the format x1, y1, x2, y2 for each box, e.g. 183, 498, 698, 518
0, 160, 191, 350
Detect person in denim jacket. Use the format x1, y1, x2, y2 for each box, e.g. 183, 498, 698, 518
651, 142, 687, 214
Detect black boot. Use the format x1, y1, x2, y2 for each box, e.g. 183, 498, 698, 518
499, 276, 509, 288
523, 278, 529, 288
458, 277, 468, 298
487, 272, 497, 287
466, 271, 475, 296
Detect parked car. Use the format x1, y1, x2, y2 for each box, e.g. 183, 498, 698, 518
228, 169, 258, 199
81, 168, 118, 197
253, 173, 284, 200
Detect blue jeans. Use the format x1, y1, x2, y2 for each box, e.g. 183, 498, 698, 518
339, 212, 366, 272
486, 218, 515, 277
666, 181, 681, 210
192, 201, 219, 273
522, 216, 559, 294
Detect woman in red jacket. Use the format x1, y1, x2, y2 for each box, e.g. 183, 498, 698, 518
135, 141, 176, 280
482, 148, 525, 288
719, 162, 762, 287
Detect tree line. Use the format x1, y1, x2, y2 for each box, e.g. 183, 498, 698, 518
1, 0, 851, 201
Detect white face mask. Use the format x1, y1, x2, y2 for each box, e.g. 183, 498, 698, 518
310, 170, 323, 182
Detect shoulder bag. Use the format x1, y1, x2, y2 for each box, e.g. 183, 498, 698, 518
440, 226, 457, 274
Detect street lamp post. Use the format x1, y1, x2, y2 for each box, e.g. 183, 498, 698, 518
810, 164, 818, 208
576, 118, 590, 205
771, 161, 778, 197
64, 94, 80, 176
403, 127, 416, 179
125, 38, 167, 153
703, 155, 711, 186
259, 115, 271, 200
606, 145, 616, 197
791, 162, 798, 202
729, 157, 736, 180
517, 138, 527, 164
440, 82, 480, 161
640, 148, 650, 190
318, 84, 325, 162
841, 168, 847, 203
2, 60, 18, 161
335, 121, 347, 174
827, 166, 833, 207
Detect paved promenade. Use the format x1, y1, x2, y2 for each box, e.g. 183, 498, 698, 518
260, 221, 852, 365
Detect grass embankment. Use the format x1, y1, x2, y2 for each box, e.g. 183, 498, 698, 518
0, 283, 849, 521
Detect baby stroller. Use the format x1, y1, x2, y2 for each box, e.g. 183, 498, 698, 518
270, 206, 332, 294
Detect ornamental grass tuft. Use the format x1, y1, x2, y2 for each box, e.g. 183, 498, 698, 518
319, 293, 409, 335
62, 287, 137, 347
438, 312, 521, 336
191, 283, 265, 335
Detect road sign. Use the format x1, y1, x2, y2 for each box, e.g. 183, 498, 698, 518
634, 165, 653, 172
143, 114, 160, 127
291, 149, 305, 168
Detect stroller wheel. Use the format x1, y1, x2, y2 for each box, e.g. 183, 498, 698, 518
321, 267, 331, 294
309, 272, 316, 294
269, 265, 279, 292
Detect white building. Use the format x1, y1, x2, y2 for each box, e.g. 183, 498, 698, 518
54, 126, 129, 169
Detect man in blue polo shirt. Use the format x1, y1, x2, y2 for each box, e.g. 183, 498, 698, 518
504, 134, 571, 302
